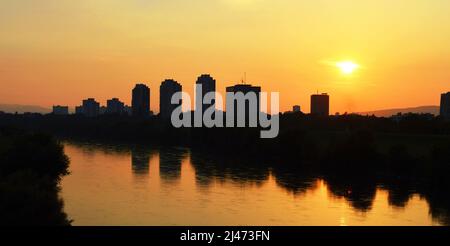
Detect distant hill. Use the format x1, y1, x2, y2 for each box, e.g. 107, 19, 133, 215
358, 106, 440, 117
0, 104, 51, 114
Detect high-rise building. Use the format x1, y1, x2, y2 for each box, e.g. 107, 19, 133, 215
441, 92, 450, 120
196, 74, 216, 112
226, 84, 261, 127
293, 105, 301, 113
52, 105, 69, 115
81, 98, 100, 117
160, 79, 182, 119
132, 84, 150, 117
106, 98, 125, 115
310, 93, 330, 116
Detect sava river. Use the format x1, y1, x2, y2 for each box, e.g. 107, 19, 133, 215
60, 141, 443, 226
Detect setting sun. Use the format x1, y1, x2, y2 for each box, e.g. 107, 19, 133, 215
336, 61, 359, 75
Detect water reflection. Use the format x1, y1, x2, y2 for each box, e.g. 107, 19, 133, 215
131, 148, 151, 176
61, 141, 447, 226
271, 165, 318, 196
325, 176, 377, 212
189, 152, 270, 188
159, 148, 186, 182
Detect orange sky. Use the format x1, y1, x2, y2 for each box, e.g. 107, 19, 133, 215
1, 0, 450, 113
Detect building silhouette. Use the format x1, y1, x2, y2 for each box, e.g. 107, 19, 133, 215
132, 84, 150, 117
106, 98, 125, 115
311, 93, 329, 116
76, 98, 100, 117
226, 84, 261, 127
160, 79, 182, 120
441, 92, 450, 120
196, 74, 216, 113
75, 98, 100, 117
52, 105, 69, 115
293, 105, 301, 113
83, 98, 100, 117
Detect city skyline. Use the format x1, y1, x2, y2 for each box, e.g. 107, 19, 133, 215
45, 78, 448, 117
1, 1, 450, 114
1, 71, 448, 115
3, 72, 447, 117
50, 77, 449, 121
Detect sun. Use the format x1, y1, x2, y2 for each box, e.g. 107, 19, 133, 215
336, 61, 359, 75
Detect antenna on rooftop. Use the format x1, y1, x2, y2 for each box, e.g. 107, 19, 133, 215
241, 72, 247, 84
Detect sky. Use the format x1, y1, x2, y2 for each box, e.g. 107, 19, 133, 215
1, 0, 450, 113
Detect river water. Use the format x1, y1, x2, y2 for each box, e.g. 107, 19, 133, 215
60, 141, 442, 226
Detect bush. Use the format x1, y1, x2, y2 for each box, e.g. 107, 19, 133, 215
0, 128, 71, 225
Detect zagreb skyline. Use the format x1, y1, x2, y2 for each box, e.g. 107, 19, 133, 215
1, 0, 450, 113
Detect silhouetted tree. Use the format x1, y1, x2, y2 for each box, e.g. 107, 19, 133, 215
0, 127, 71, 225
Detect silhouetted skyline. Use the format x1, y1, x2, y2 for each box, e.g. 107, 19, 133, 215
37, 74, 450, 120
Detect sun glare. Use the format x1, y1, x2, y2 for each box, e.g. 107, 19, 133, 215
336, 61, 359, 75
